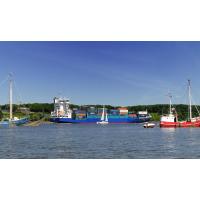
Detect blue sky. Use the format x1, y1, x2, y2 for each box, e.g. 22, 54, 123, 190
0, 41, 200, 105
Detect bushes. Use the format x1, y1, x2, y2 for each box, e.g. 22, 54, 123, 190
150, 113, 160, 121
29, 113, 44, 121
25, 103, 54, 113
0, 110, 3, 121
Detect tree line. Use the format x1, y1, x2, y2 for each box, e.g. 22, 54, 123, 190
0, 103, 199, 121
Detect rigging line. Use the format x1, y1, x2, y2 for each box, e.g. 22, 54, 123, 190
187, 82, 200, 117
0, 76, 10, 106
0, 76, 9, 88
176, 83, 188, 105
12, 80, 23, 105
191, 97, 200, 116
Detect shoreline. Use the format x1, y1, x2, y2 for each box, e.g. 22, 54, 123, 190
24, 120, 53, 127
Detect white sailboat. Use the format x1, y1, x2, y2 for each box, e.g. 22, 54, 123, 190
97, 106, 109, 124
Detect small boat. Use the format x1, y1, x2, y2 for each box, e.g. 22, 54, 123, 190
97, 106, 109, 125
143, 122, 155, 128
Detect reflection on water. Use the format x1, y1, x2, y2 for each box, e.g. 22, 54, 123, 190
160, 128, 177, 153
1, 124, 200, 158
161, 128, 176, 133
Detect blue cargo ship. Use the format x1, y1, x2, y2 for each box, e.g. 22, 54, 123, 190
50, 97, 151, 124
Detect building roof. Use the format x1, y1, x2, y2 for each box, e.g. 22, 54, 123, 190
118, 107, 128, 110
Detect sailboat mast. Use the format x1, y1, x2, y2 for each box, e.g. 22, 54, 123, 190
9, 74, 13, 120
101, 105, 105, 121
188, 79, 192, 120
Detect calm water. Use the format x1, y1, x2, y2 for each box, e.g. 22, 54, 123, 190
1, 123, 200, 158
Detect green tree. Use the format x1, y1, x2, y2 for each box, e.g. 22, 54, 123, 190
0, 110, 3, 121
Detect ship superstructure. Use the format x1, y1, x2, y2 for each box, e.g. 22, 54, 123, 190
51, 97, 72, 119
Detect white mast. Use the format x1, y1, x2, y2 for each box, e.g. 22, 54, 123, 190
168, 93, 172, 115
9, 74, 13, 120
188, 79, 192, 120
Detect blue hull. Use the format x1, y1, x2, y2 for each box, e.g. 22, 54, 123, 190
0, 117, 29, 127
50, 117, 150, 124
14, 117, 29, 125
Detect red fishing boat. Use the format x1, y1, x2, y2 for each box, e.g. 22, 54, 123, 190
160, 80, 200, 128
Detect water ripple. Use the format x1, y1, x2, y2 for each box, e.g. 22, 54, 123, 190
0, 124, 200, 158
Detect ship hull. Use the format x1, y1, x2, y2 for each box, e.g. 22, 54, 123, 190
160, 121, 179, 128
50, 116, 151, 124
160, 120, 200, 128
0, 117, 29, 127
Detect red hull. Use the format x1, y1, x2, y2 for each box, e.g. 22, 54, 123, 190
160, 121, 179, 128
160, 120, 200, 128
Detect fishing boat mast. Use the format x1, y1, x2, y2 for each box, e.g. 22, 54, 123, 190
188, 79, 192, 121
9, 74, 13, 120
168, 93, 172, 115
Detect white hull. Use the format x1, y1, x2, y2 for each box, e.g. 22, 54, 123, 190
97, 121, 109, 125
143, 122, 155, 128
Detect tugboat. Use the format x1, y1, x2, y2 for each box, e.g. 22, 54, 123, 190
160, 80, 200, 128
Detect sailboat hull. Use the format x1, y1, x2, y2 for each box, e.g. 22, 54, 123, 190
0, 117, 29, 127
97, 121, 109, 124
12, 117, 29, 126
